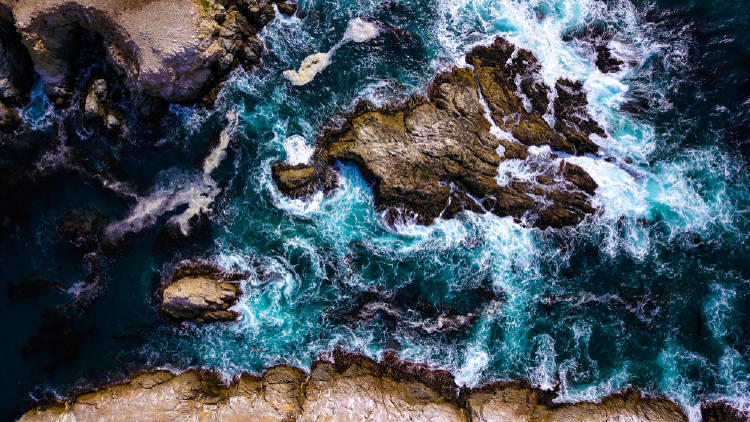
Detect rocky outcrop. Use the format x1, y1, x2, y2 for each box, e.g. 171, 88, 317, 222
0, 2, 33, 105
273, 37, 602, 228
159, 262, 245, 324
0, 0, 270, 110
18, 350, 688, 422
0, 100, 20, 130
83, 78, 120, 130
0, 1, 33, 131
701, 401, 749, 422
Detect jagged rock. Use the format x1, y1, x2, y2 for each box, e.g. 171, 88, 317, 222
1, 0, 270, 110
159, 262, 245, 324
271, 162, 337, 197
275, 1, 297, 16
83, 79, 106, 121
273, 37, 602, 228
0, 3, 33, 107
230, 0, 276, 28
553, 78, 606, 154
83, 78, 121, 129
0, 100, 20, 131
595, 44, 623, 73
701, 401, 749, 422
466, 383, 688, 422
18, 350, 689, 422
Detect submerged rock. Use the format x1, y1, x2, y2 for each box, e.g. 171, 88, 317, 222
57, 208, 102, 249
595, 44, 624, 73
82, 78, 120, 129
273, 37, 602, 228
18, 349, 689, 422
275, 1, 297, 16
159, 262, 245, 324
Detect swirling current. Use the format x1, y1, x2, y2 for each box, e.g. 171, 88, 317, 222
1, 0, 749, 420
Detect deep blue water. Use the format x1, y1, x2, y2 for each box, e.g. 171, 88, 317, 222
1, 0, 749, 420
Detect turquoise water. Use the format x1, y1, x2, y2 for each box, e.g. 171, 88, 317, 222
1, 0, 749, 420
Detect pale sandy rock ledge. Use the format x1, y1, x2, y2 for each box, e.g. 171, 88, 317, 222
19, 350, 692, 422
0, 0, 277, 109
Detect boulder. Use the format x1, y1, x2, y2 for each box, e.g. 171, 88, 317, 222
275, 1, 297, 17
0, 100, 20, 131
83, 79, 107, 121
701, 401, 749, 422
159, 262, 245, 324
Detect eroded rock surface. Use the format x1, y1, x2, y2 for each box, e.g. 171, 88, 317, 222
159, 262, 245, 324
273, 37, 603, 228
19, 350, 688, 422
1, 0, 270, 109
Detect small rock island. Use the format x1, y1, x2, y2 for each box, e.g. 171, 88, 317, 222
273, 37, 602, 229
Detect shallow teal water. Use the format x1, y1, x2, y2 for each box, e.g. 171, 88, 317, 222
1, 0, 749, 420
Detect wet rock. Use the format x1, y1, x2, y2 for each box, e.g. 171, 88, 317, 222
701, 401, 749, 422
554, 78, 606, 154
466, 384, 688, 422
595, 44, 623, 73
159, 262, 245, 324
271, 162, 338, 197
0, 100, 20, 131
273, 37, 602, 228
275, 1, 297, 16
229, 0, 276, 29
19, 350, 690, 422
83, 79, 107, 116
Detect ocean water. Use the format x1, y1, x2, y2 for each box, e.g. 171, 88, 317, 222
1, 0, 749, 420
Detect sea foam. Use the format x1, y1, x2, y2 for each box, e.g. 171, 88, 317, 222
283, 18, 380, 86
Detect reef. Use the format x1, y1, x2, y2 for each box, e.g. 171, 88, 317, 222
159, 261, 246, 324
18, 349, 689, 422
272, 37, 603, 228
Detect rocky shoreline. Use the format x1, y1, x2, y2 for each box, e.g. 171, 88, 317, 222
272, 37, 603, 229
19, 349, 696, 422
2, 0, 279, 111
